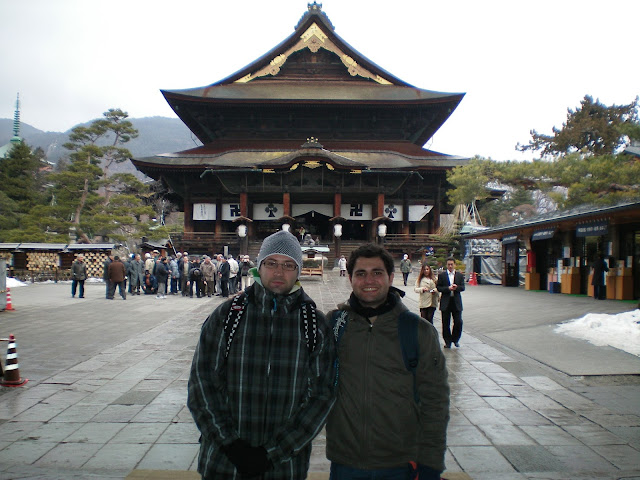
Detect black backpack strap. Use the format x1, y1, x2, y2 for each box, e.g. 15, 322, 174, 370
398, 310, 421, 404
330, 310, 349, 387
301, 302, 318, 354
224, 293, 248, 359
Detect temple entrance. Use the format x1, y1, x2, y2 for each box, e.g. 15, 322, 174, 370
295, 211, 331, 243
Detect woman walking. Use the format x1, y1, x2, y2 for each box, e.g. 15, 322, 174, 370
414, 263, 439, 324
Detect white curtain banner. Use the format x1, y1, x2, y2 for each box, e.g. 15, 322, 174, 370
408, 205, 433, 222
222, 204, 242, 221
340, 203, 372, 220
253, 203, 285, 220
292, 204, 334, 217
193, 203, 216, 221
383, 204, 403, 221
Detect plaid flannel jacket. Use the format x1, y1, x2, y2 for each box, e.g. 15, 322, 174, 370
188, 281, 336, 480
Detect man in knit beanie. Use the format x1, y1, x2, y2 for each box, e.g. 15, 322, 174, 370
188, 229, 336, 480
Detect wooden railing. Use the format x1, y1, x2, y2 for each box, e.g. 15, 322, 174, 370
382, 234, 446, 244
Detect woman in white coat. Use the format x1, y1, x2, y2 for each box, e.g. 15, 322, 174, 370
414, 263, 439, 324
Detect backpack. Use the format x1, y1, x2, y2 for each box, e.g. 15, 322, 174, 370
223, 291, 318, 359
331, 309, 421, 403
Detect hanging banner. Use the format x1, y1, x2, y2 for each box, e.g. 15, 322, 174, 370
222, 203, 242, 221
292, 204, 334, 217
531, 228, 556, 241
383, 204, 403, 221
576, 220, 608, 237
340, 203, 372, 220
193, 203, 216, 221
502, 234, 519, 245
254, 203, 284, 220
408, 205, 433, 222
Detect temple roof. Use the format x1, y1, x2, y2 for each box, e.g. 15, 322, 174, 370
132, 139, 467, 175
159, 3, 464, 147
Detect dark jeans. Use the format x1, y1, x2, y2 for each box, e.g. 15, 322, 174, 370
420, 306, 436, 324
189, 279, 203, 297
402, 272, 410, 286
71, 279, 85, 297
329, 463, 440, 480
220, 277, 229, 297
441, 306, 463, 345
170, 276, 178, 294
108, 281, 126, 299
594, 284, 606, 300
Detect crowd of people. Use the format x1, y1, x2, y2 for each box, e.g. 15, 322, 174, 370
77, 250, 256, 300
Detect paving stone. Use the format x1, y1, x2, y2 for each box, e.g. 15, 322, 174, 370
497, 444, 566, 472
64, 422, 126, 444
0, 440, 57, 465
591, 444, 640, 470
137, 443, 199, 471
156, 422, 200, 444
519, 425, 582, 446
449, 446, 517, 473
91, 404, 145, 423
34, 442, 103, 468
110, 422, 168, 444
446, 425, 492, 446
20, 422, 83, 443
477, 424, 536, 446
83, 442, 151, 470
50, 404, 106, 423
112, 391, 160, 405
545, 445, 618, 473
0, 421, 44, 441
461, 408, 512, 426
565, 424, 627, 445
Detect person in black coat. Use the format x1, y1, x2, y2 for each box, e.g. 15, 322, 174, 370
591, 254, 609, 300
188, 257, 204, 298
154, 257, 169, 299
436, 257, 466, 348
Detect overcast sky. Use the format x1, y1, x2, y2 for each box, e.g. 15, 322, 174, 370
2, 0, 638, 161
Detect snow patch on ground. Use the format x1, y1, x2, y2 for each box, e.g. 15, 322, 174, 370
555, 310, 640, 357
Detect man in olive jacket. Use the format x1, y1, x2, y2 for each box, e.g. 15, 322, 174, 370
326, 244, 449, 480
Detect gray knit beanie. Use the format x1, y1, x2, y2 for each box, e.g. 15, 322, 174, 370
257, 230, 303, 277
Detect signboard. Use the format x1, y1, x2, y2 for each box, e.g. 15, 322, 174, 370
193, 203, 216, 221
576, 220, 608, 237
408, 205, 433, 222
292, 204, 334, 217
502, 234, 519, 245
340, 203, 372, 221
253, 203, 284, 220
382, 204, 402, 221
531, 228, 556, 241
222, 204, 242, 221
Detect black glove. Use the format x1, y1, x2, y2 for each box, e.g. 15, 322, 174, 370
222, 439, 272, 477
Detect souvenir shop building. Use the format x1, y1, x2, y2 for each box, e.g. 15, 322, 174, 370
132, 3, 468, 256
462, 201, 640, 300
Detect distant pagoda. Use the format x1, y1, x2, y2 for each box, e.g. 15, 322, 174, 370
0, 94, 23, 158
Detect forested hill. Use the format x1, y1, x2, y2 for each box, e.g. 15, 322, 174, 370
0, 116, 201, 165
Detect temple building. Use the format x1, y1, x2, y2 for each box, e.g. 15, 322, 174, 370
132, 3, 468, 257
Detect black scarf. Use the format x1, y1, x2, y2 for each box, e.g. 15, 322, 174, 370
348, 286, 405, 319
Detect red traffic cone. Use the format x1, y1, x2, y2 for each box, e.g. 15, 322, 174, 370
469, 272, 478, 286
5, 287, 15, 311
1, 334, 28, 387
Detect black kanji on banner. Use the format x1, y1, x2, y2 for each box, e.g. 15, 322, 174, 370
350, 204, 363, 217
229, 204, 241, 217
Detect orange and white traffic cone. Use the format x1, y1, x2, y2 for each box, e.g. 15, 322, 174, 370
5, 288, 15, 311
0, 334, 28, 387
469, 272, 478, 286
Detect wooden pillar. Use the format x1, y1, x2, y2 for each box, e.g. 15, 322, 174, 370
334, 192, 342, 217
240, 192, 248, 217
283, 192, 291, 217
402, 195, 410, 236
377, 193, 385, 218
184, 199, 194, 233
215, 199, 222, 240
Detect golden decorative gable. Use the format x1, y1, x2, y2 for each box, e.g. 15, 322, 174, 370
234, 22, 392, 85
